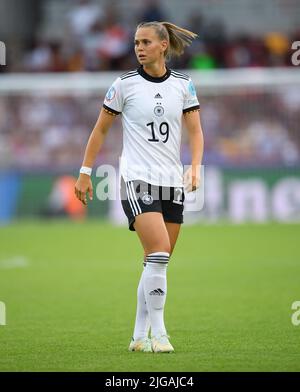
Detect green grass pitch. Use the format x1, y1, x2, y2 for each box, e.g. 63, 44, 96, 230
0, 221, 299, 372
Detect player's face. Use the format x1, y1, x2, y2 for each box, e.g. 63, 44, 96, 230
134, 27, 168, 65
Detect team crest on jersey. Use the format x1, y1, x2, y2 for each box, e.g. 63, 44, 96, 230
154, 105, 164, 117
142, 192, 154, 205
105, 86, 116, 102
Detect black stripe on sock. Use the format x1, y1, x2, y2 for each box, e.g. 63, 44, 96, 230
146, 260, 169, 265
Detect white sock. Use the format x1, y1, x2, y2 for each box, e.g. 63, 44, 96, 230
143, 252, 169, 337
133, 263, 150, 340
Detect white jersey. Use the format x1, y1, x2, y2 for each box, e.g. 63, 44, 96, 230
103, 66, 200, 187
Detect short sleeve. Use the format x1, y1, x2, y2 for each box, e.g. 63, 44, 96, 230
103, 77, 123, 115
183, 78, 200, 114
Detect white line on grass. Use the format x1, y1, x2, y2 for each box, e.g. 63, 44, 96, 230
0, 256, 29, 269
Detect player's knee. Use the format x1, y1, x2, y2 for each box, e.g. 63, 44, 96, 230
146, 242, 171, 256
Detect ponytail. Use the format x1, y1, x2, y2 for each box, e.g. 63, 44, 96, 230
137, 21, 198, 60
161, 22, 198, 59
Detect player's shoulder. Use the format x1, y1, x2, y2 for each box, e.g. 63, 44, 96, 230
169, 69, 191, 82
119, 69, 140, 81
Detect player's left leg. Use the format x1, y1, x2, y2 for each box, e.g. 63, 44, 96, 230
125, 181, 182, 353
132, 223, 180, 344
140, 223, 180, 258
146, 221, 181, 352
132, 202, 183, 351
165, 222, 181, 256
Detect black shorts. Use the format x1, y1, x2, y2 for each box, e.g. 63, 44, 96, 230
120, 177, 185, 231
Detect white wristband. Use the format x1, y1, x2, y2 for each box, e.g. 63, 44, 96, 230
80, 166, 92, 176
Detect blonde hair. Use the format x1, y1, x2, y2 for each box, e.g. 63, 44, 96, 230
137, 21, 198, 60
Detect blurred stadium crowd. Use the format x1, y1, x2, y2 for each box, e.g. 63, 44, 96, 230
0, 0, 300, 172
1, 87, 299, 170
2, 0, 299, 73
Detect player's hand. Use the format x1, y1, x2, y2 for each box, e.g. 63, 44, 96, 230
184, 165, 201, 193
74, 175, 93, 205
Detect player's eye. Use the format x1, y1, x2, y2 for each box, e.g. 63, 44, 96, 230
135, 40, 150, 45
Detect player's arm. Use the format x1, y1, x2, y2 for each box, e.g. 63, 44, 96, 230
183, 110, 204, 192
75, 108, 117, 205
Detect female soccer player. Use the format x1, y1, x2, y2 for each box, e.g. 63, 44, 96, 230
75, 21, 204, 353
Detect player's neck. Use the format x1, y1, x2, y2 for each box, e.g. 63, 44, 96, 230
143, 62, 167, 78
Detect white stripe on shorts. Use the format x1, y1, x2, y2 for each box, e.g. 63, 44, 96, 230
129, 181, 142, 214
126, 182, 138, 216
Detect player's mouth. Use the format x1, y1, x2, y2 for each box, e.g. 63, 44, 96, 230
138, 55, 146, 60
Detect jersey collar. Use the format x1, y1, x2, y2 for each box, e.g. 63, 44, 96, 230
137, 66, 171, 83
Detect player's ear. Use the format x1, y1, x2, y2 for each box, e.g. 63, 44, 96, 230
161, 40, 168, 53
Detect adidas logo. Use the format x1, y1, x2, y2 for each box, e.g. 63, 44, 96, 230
154, 93, 162, 99
149, 288, 165, 296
